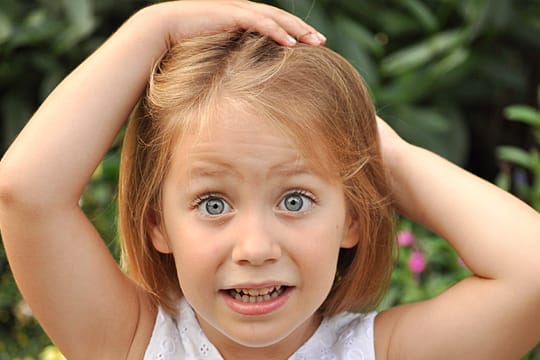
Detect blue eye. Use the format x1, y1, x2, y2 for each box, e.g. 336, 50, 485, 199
195, 195, 231, 216
279, 191, 315, 213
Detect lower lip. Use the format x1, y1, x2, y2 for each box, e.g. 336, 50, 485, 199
221, 287, 293, 316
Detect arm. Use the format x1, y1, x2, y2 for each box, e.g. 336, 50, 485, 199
0, 2, 323, 358
375, 119, 540, 359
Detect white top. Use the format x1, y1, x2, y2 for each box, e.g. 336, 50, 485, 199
144, 298, 377, 359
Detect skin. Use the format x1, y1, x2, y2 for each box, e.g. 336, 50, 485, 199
150, 105, 359, 359
0, 1, 539, 359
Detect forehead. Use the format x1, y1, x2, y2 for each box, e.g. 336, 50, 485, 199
170, 103, 338, 180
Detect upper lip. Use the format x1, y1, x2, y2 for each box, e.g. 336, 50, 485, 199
222, 281, 292, 290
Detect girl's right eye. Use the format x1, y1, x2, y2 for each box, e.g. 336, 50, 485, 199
193, 195, 232, 216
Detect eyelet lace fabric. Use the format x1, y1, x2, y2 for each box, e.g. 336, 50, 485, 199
144, 298, 376, 359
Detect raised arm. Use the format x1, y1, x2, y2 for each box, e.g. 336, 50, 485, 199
0, 2, 323, 358
375, 118, 540, 359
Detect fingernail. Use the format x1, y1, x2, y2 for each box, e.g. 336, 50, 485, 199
286, 35, 297, 46
304, 33, 320, 44
317, 32, 327, 42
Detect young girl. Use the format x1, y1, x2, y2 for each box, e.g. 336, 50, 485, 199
0, 1, 538, 359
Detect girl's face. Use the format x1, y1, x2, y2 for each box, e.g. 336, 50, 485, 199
150, 105, 359, 356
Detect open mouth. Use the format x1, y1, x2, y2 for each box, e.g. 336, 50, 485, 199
227, 285, 288, 303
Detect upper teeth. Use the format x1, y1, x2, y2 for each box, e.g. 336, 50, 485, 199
235, 286, 282, 296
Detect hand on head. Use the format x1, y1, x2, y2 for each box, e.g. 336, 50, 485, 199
150, 0, 326, 47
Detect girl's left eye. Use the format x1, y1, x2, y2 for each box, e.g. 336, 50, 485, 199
278, 191, 315, 213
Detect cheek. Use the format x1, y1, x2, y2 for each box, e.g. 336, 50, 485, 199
170, 233, 225, 298
296, 225, 342, 302
168, 224, 224, 268
295, 219, 344, 270
160, 211, 221, 276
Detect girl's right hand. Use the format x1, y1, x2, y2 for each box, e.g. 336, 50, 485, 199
138, 0, 326, 49
0, 2, 325, 359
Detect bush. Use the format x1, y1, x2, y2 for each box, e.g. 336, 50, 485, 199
1, 0, 539, 357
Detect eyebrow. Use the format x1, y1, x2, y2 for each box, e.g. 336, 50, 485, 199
188, 162, 244, 180
186, 159, 316, 181
269, 162, 314, 178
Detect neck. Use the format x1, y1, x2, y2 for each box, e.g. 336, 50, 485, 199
199, 313, 322, 360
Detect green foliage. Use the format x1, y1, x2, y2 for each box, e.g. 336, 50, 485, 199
385, 221, 540, 359
0, 0, 140, 356
0, 246, 51, 358
0, 0, 142, 153
1, 0, 539, 357
379, 220, 472, 310
270, 0, 540, 166
496, 86, 540, 210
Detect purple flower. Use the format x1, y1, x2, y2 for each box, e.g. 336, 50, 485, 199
397, 230, 415, 247
457, 257, 467, 269
408, 250, 426, 274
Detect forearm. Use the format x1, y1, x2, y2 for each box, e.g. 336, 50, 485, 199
0, 1, 323, 209
386, 142, 540, 283
0, 3, 325, 357
0, 7, 166, 207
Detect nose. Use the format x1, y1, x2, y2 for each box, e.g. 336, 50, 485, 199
231, 210, 282, 266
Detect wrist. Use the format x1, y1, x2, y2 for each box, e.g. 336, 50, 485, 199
380, 140, 421, 216
121, 5, 171, 61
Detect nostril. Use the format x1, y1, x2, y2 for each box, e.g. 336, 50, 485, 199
231, 239, 282, 265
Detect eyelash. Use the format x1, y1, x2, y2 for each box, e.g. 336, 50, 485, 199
278, 189, 318, 212
190, 192, 228, 209
282, 189, 317, 203
190, 189, 318, 216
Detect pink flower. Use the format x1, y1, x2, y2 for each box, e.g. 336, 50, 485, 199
397, 230, 415, 247
408, 250, 426, 274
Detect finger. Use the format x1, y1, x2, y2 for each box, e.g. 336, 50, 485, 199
233, 13, 298, 46
255, 4, 325, 45
234, 2, 326, 46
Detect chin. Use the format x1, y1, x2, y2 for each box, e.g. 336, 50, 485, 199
225, 332, 293, 350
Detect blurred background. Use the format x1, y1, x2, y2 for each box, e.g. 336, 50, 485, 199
0, 0, 539, 358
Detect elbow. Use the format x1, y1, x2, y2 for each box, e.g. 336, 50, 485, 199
0, 163, 79, 216
0, 170, 23, 213
0, 165, 45, 214
0, 168, 16, 208
0, 170, 19, 229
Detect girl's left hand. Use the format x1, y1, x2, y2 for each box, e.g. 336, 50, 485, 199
147, 0, 327, 48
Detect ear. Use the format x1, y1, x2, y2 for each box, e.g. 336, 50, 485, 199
341, 216, 360, 248
148, 211, 172, 254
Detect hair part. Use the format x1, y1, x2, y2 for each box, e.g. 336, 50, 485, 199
118, 31, 395, 317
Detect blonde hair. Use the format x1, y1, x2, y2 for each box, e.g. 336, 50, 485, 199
118, 31, 395, 316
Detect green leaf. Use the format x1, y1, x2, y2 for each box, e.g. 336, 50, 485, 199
0, 10, 13, 45
428, 47, 470, 78
375, 8, 419, 36
330, 22, 379, 88
55, 0, 95, 52
9, 10, 63, 48
335, 14, 384, 56
401, 0, 439, 33
383, 106, 469, 165
494, 172, 511, 191
62, 0, 93, 30
275, 0, 327, 30
375, 69, 442, 104
504, 105, 540, 127
381, 29, 468, 76
534, 129, 540, 145
496, 146, 534, 169
0, 93, 32, 147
